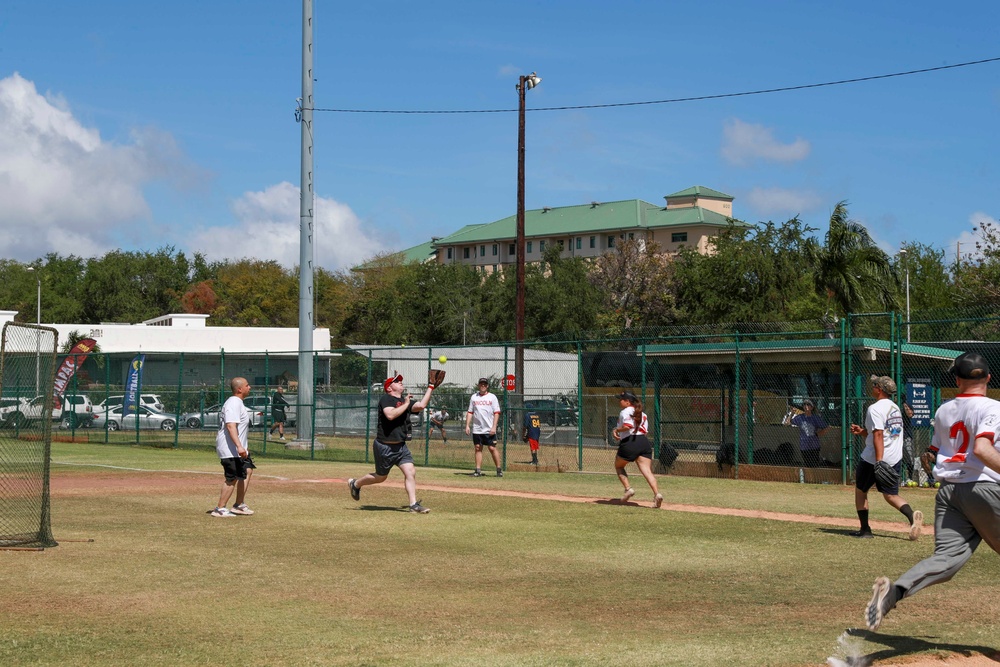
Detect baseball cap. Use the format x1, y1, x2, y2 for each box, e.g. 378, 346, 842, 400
617, 391, 638, 401
802, 399, 815, 408
478, 377, 490, 386
949, 352, 990, 380
383, 373, 403, 392
869, 375, 897, 395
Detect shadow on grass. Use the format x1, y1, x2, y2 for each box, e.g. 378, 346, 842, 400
818, 527, 911, 541
356, 504, 411, 512
849, 628, 1000, 665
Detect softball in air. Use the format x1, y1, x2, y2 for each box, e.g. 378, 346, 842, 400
438, 355, 447, 364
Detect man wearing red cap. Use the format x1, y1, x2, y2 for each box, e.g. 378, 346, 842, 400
348, 372, 435, 513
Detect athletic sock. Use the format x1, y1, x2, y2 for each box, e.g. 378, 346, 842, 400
858, 509, 871, 532
899, 504, 915, 524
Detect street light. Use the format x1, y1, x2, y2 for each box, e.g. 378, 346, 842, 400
899, 246, 910, 342
26, 266, 41, 392
515, 71, 541, 401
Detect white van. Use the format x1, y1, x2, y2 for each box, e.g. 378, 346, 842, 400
95, 394, 165, 413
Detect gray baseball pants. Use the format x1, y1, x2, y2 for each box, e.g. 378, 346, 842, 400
895, 481, 1000, 599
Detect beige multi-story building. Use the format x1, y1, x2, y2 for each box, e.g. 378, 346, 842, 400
394, 186, 739, 273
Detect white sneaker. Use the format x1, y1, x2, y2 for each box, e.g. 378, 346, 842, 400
210, 507, 234, 518
908, 510, 923, 541
279, 435, 285, 441
654, 493, 664, 509
621, 487, 635, 503
231, 503, 254, 516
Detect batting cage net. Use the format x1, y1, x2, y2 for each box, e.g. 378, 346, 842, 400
0, 323, 59, 549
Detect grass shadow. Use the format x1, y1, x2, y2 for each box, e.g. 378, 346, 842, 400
848, 628, 1000, 665
818, 527, 911, 541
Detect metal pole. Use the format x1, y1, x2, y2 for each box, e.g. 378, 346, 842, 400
35, 276, 40, 393
515, 76, 527, 402
296, 0, 315, 443
905, 259, 911, 343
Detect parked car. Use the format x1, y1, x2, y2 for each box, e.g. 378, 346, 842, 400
523, 399, 578, 427
5, 395, 62, 426
92, 405, 176, 431
59, 394, 95, 428
244, 394, 297, 427
94, 394, 165, 413
180, 404, 265, 429
0, 397, 29, 427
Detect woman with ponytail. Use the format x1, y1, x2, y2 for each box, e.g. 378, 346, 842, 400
611, 391, 663, 507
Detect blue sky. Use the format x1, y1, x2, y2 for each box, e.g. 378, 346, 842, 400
2, 1, 998, 270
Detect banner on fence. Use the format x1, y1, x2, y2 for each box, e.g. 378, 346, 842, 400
52, 338, 97, 410
123, 354, 146, 415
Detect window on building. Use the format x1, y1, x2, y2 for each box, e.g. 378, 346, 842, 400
672, 232, 688, 243
447, 248, 453, 259
556, 239, 564, 250
492, 265, 497, 273
463, 247, 470, 259
590, 236, 596, 248
540, 240, 546, 251
576, 237, 582, 250
480, 245, 486, 257
492, 243, 498, 256
628, 232, 635, 240
508, 243, 515, 256
527, 241, 533, 253
608, 236, 616, 249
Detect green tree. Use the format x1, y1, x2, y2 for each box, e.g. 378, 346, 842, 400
81, 247, 194, 323
211, 259, 297, 327
525, 245, 602, 340
590, 238, 681, 334
675, 218, 822, 324
809, 202, 899, 317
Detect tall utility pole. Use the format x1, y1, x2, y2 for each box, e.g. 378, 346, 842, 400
514, 72, 540, 401
296, 0, 315, 443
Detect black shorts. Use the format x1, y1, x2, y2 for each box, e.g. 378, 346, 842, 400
472, 433, 497, 448
855, 459, 902, 495
271, 410, 286, 423
373, 440, 415, 476
616, 434, 653, 462
220, 457, 248, 482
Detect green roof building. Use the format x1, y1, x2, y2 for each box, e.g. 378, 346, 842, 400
402, 185, 738, 273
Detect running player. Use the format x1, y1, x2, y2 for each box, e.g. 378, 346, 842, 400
866, 352, 1000, 630
611, 391, 663, 508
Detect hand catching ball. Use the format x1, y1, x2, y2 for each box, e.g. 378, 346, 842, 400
438, 355, 447, 364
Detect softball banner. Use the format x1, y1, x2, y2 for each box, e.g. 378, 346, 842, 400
122, 354, 146, 416
52, 338, 97, 411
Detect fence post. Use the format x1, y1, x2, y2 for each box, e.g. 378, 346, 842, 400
262, 351, 269, 455
841, 317, 850, 486
174, 352, 183, 448
733, 333, 742, 477
365, 349, 372, 465
310, 350, 317, 460
502, 344, 509, 470
577, 340, 583, 471
425, 347, 431, 466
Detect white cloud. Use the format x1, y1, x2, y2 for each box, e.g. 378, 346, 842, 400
190, 182, 386, 271
0, 72, 204, 260
947, 212, 999, 262
744, 187, 822, 217
721, 118, 810, 166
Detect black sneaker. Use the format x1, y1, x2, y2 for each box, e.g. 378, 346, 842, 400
496, 469, 503, 478
472, 470, 482, 477
850, 529, 874, 539
409, 502, 430, 514
348, 478, 360, 501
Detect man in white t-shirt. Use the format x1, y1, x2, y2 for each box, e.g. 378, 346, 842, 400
848, 375, 923, 540
465, 378, 502, 477
866, 352, 1000, 631
211, 377, 253, 518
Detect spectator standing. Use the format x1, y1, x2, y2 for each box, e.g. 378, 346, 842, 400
523, 409, 541, 466
849, 375, 923, 540
465, 378, 503, 477
268, 385, 290, 441
866, 352, 1000, 630
788, 399, 829, 468
211, 377, 255, 517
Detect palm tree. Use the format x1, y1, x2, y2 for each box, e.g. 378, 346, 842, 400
809, 201, 900, 317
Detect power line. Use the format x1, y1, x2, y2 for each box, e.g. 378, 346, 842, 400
307, 56, 1000, 115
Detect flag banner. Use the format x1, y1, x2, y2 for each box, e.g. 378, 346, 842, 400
52, 338, 97, 411
122, 354, 146, 416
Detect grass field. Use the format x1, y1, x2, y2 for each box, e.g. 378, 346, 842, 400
1, 442, 999, 666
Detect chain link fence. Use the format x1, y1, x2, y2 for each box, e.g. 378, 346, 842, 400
2, 310, 998, 485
